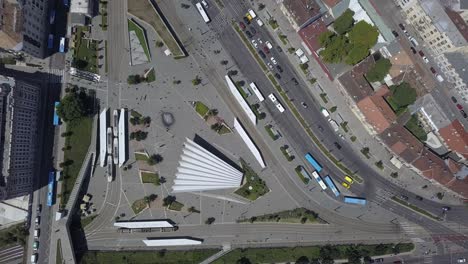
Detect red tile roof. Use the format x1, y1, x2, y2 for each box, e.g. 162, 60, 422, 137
283, 0, 322, 28
412, 149, 452, 185
357, 86, 397, 134
298, 17, 328, 51
338, 56, 376, 102
381, 125, 424, 164
320, 0, 341, 8
439, 119, 468, 159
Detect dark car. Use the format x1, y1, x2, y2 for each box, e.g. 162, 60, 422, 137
418, 50, 424, 57
36, 204, 42, 213
452, 96, 458, 103
243, 16, 250, 24
250, 27, 256, 35
430, 67, 436, 74
375, 258, 384, 263
399, 195, 409, 201
410, 47, 417, 54
276, 65, 283, 73
245, 31, 253, 38
392, 30, 399, 37
334, 142, 342, 150
276, 46, 282, 52
461, 110, 468, 118
398, 23, 405, 30
291, 77, 299, 85
263, 46, 270, 54
258, 50, 266, 58
274, 73, 281, 79
416, 195, 423, 201
442, 206, 451, 211
239, 22, 246, 30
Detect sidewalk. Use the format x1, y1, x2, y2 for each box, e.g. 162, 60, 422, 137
253, 0, 462, 205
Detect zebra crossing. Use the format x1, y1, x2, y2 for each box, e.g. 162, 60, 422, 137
47, 68, 65, 83
0, 244, 23, 263
208, 11, 230, 34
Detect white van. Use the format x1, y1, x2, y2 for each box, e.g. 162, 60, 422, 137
256, 18, 264, 27
34, 229, 40, 238
436, 75, 444, 82
31, 253, 38, 263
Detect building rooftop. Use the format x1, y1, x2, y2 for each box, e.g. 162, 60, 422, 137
381, 125, 424, 164
412, 149, 452, 185
409, 93, 451, 131
0, 0, 23, 50
338, 56, 376, 102
439, 119, 468, 159
70, 0, 92, 15
298, 16, 330, 51
444, 51, 468, 84
445, 8, 468, 42
321, 0, 342, 8
420, 0, 467, 47
357, 85, 397, 134
283, 0, 324, 28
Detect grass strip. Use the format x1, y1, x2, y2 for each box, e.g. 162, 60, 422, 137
131, 198, 147, 215
391, 196, 441, 221
128, 19, 151, 61
295, 166, 310, 184
195, 101, 209, 117
264, 125, 278, 140
238, 208, 318, 224
141, 171, 160, 186
232, 22, 268, 71
168, 201, 184, 211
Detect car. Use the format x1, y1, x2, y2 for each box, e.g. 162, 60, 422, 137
418, 50, 424, 56
239, 22, 246, 30
276, 65, 283, 73
399, 195, 409, 201
267, 62, 273, 69
243, 16, 250, 25
398, 23, 405, 30
33, 241, 39, 250
415, 195, 423, 201
344, 176, 354, 184
461, 110, 468, 118
276, 46, 282, 52
258, 50, 266, 58
263, 46, 270, 54
31, 253, 38, 264
257, 38, 263, 44
251, 39, 258, 48
270, 57, 277, 65
430, 67, 436, 74
341, 182, 350, 189
452, 96, 458, 103
274, 73, 281, 79
423, 57, 429, 63
35, 216, 40, 225
410, 47, 416, 54
458, 258, 466, 263
250, 27, 256, 35
265, 41, 273, 49
457, 104, 463, 110
201, 0, 208, 8
301, 102, 307, 108
246, 31, 253, 38
442, 206, 451, 211
291, 77, 299, 85
36, 204, 42, 213
318, 125, 324, 132
334, 142, 342, 149
392, 30, 399, 37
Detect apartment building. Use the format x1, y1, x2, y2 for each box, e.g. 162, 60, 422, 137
0, 75, 41, 200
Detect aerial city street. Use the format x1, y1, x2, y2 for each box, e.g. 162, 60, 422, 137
0, 0, 468, 263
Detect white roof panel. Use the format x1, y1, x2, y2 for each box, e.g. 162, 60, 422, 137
143, 238, 202, 246
114, 220, 174, 229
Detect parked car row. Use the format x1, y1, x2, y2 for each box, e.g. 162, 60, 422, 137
31, 204, 42, 263
451, 96, 467, 118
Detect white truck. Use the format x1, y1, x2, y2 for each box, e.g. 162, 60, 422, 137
321, 108, 330, 118
329, 119, 339, 132
248, 9, 257, 19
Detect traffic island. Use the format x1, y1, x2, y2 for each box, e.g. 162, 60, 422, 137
391, 196, 441, 221
131, 198, 148, 215
237, 208, 321, 224
234, 159, 269, 201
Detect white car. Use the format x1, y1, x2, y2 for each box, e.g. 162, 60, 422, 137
423, 56, 429, 63
265, 41, 273, 50
458, 258, 466, 263
268, 93, 277, 103
271, 57, 277, 65
267, 62, 273, 69
201, 0, 208, 8
251, 39, 258, 48
257, 38, 263, 44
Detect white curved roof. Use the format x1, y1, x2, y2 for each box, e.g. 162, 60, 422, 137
114, 220, 174, 229
172, 138, 243, 193
143, 238, 202, 246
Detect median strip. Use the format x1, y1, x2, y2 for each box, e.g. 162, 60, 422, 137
391, 196, 441, 221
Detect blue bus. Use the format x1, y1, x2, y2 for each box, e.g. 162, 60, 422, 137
47, 171, 55, 207
53, 101, 60, 126
324, 176, 340, 197
344, 196, 366, 205
305, 153, 322, 172
48, 34, 54, 49
59, 37, 65, 53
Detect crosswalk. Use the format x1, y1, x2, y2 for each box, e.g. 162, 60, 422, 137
0, 244, 24, 263
47, 68, 64, 84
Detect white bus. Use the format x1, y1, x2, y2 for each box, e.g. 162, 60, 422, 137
196, 2, 210, 23
312, 171, 328, 190
249, 82, 264, 102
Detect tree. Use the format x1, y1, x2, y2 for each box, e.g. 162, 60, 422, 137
155, 41, 164, 47
130, 130, 148, 141
163, 195, 176, 206
348, 21, 379, 49
56, 92, 85, 122
127, 75, 141, 84
300, 63, 309, 71
320, 35, 350, 63
228, 70, 238, 76
206, 109, 219, 117
188, 206, 200, 213
220, 60, 228, 65
374, 243, 389, 255
236, 257, 252, 264
329, 106, 337, 113
333, 9, 355, 35
211, 123, 222, 132
147, 154, 163, 165
389, 82, 417, 109
258, 3, 265, 11
180, 3, 190, 8
391, 172, 398, 178
296, 256, 310, 264
366, 58, 392, 82
318, 30, 336, 47
345, 44, 369, 65
345, 246, 362, 264
72, 59, 88, 70
192, 76, 202, 86
205, 217, 215, 225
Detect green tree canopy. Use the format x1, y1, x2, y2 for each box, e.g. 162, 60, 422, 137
345, 44, 369, 65
348, 21, 379, 49
320, 35, 350, 63
318, 30, 336, 47
390, 82, 417, 109
366, 58, 392, 82
56, 91, 85, 122
333, 9, 355, 35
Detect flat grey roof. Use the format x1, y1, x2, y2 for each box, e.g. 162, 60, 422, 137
445, 51, 468, 83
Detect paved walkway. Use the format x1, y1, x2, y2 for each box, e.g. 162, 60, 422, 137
254, 0, 462, 205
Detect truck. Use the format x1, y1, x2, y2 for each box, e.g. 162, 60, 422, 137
248, 9, 257, 19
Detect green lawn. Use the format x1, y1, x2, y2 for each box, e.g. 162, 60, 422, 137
391, 196, 441, 221
295, 166, 310, 184
131, 198, 147, 215
62, 117, 93, 207
269, 19, 279, 29
135, 152, 149, 161
195, 101, 209, 117
81, 215, 98, 228
145, 68, 156, 82
128, 19, 151, 61
131, 110, 142, 118
168, 201, 184, 211
81, 249, 219, 264
264, 125, 278, 140
73, 27, 98, 73
0, 223, 28, 249
214, 243, 414, 264
218, 124, 231, 135
234, 159, 269, 201
128, 0, 185, 57
238, 208, 319, 224
141, 171, 160, 186
405, 115, 427, 141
